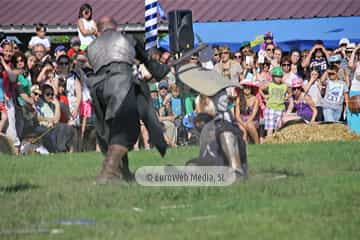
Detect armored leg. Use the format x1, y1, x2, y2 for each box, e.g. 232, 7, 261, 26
218, 131, 246, 176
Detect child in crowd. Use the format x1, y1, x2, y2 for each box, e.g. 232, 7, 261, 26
169, 84, 183, 118
57, 79, 70, 123
28, 23, 51, 52
77, 3, 98, 50
284, 77, 318, 123
321, 65, 349, 122
261, 67, 288, 137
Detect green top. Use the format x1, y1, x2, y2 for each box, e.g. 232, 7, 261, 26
17, 74, 32, 106
182, 92, 196, 115
267, 82, 287, 111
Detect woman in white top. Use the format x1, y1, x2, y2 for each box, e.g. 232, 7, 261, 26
77, 3, 98, 50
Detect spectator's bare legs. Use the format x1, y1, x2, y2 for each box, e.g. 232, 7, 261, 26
80, 116, 87, 149
267, 129, 274, 137
0, 112, 8, 136
245, 122, 260, 144
140, 124, 150, 149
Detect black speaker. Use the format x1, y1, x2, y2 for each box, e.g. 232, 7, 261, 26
168, 9, 194, 53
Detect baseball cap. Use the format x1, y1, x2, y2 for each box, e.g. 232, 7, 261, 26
55, 45, 66, 52
339, 38, 350, 46
271, 66, 283, 77
148, 83, 158, 92
158, 80, 169, 89
240, 41, 251, 50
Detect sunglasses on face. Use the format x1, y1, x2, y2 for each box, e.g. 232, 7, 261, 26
282, 63, 291, 67
45, 92, 54, 97
58, 62, 69, 66
266, 48, 274, 52
221, 51, 230, 55
328, 72, 336, 76
292, 87, 302, 91
234, 55, 242, 59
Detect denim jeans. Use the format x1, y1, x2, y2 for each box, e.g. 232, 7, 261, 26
323, 107, 342, 122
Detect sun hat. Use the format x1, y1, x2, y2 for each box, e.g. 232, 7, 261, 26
271, 66, 284, 77
240, 79, 258, 88
291, 77, 303, 88
31, 84, 42, 94
338, 38, 350, 46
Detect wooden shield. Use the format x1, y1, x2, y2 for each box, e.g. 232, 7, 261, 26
176, 63, 242, 96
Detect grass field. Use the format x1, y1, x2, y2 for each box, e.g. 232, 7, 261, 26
0, 141, 360, 240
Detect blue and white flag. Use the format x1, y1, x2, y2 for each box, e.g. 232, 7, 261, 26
145, 0, 158, 50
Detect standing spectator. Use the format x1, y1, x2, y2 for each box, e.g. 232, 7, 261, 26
0, 40, 21, 152
214, 46, 242, 82
347, 44, 360, 134
290, 49, 305, 78
54, 45, 67, 60
67, 36, 82, 59
77, 3, 98, 50
28, 23, 51, 52
281, 56, 298, 87
262, 67, 288, 137
56, 55, 81, 127
320, 65, 349, 122
32, 43, 50, 63
272, 47, 283, 68
260, 32, 276, 50
303, 69, 325, 121
303, 41, 330, 76
0, 70, 7, 135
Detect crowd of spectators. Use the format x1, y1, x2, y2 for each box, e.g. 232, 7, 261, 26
0, 4, 360, 155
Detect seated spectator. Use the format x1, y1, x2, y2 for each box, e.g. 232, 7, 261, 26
235, 80, 260, 143
28, 23, 51, 52
35, 84, 74, 152
158, 80, 177, 147
303, 69, 325, 121
215, 46, 242, 82
283, 77, 317, 123
195, 94, 216, 117
320, 65, 349, 122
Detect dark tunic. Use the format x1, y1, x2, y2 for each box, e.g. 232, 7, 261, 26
88, 62, 167, 155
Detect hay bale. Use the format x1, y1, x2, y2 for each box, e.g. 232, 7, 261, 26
264, 123, 360, 144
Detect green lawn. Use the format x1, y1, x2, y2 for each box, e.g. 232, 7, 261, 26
0, 141, 360, 240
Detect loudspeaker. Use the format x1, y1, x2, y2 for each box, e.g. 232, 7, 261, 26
168, 9, 194, 53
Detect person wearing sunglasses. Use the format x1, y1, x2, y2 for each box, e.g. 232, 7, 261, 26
34, 84, 74, 153
320, 65, 349, 122
283, 77, 317, 124
77, 3, 98, 50
214, 46, 242, 82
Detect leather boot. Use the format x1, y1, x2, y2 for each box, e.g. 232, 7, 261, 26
96, 144, 128, 184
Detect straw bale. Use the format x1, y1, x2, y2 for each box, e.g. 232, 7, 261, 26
264, 123, 360, 144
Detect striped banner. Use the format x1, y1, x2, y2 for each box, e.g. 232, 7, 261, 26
145, 0, 158, 50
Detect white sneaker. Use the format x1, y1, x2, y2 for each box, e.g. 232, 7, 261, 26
35, 144, 49, 155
